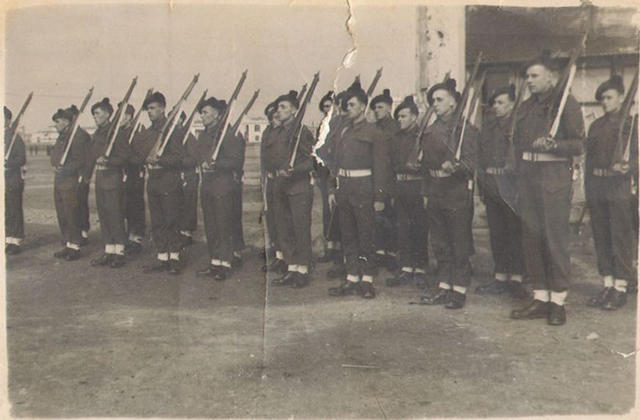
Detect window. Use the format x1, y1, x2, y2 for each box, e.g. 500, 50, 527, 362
254, 124, 261, 132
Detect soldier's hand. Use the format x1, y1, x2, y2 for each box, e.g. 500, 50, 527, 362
328, 193, 337, 209
96, 156, 108, 165
423, 196, 428, 210
283, 167, 294, 177
612, 162, 630, 175
532, 136, 557, 152
146, 156, 159, 165
374, 201, 385, 212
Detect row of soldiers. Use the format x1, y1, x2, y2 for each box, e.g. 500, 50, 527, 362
259, 50, 638, 326
4, 49, 638, 326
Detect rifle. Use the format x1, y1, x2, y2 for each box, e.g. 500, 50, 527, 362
366, 67, 383, 97
210, 70, 248, 162
5, 92, 33, 161
455, 68, 486, 161
287, 72, 320, 170
127, 88, 154, 144
181, 89, 208, 146
504, 78, 528, 171
611, 69, 638, 167
451, 51, 483, 162
230, 89, 261, 137
297, 84, 308, 103
104, 77, 138, 158
405, 72, 451, 169
148, 73, 199, 159
546, 32, 588, 139
60, 87, 94, 166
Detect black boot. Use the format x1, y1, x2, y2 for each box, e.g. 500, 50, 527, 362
213, 266, 230, 281
506, 281, 529, 299
386, 270, 413, 287
91, 253, 113, 267
445, 291, 466, 309
475, 280, 507, 295
587, 287, 612, 308
125, 241, 143, 255
143, 260, 170, 273
64, 248, 81, 261
329, 280, 360, 297
168, 259, 182, 275
267, 259, 287, 274
602, 289, 627, 311
272, 271, 297, 286
413, 272, 428, 289
110, 254, 126, 268
293, 273, 311, 288
547, 303, 566, 325
419, 288, 450, 305
510, 300, 549, 320
197, 265, 220, 277
54, 247, 70, 259
360, 282, 376, 299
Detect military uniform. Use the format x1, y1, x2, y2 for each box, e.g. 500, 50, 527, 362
131, 116, 185, 272
264, 118, 316, 287
329, 115, 389, 296
232, 133, 247, 262
420, 114, 477, 307
89, 122, 131, 267
195, 124, 244, 279
50, 120, 91, 259
180, 129, 200, 245
512, 86, 584, 323
476, 113, 525, 295
386, 123, 429, 286
585, 109, 637, 309
5, 126, 26, 254
260, 122, 285, 270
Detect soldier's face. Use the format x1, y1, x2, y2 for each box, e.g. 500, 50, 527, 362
146, 102, 165, 122
397, 108, 417, 130
54, 118, 70, 134
92, 108, 111, 127
432, 90, 456, 118
346, 97, 366, 120
526, 65, 553, 94
601, 89, 623, 114
121, 113, 133, 127
200, 106, 220, 127
492, 94, 515, 118
277, 101, 297, 122
373, 102, 391, 121
321, 100, 333, 116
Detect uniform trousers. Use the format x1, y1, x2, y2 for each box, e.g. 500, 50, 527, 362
96, 171, 127, 246
201, 173, 234, 264
395, 180, 428, 269
124, 166, 146, 238
54, 176, 82, 245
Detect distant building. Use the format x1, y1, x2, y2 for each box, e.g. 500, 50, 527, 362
242, 117, 269, 143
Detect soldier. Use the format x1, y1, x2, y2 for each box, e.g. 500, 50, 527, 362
195, 97, 245, 280
261, 101, 287, 273
510, 51, 585, 325
4, 106, 26, 255
179, 111, 199, 248
370, 88, 399, 272
584, 75, 637, 310
474, 85, 528, 298
131, 91, 185, 274
88, 98, 131, 268
265, 90, 316, 288
315, 90, 341, 264
385, 96, 429, 288
328, 80, 390, 299
418, 78, 477, 309
50, 105, 91, 261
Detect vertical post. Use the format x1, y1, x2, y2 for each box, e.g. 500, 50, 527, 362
416, 6, 466, 110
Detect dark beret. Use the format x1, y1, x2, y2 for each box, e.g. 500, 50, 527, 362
595, 74, 625, 101
488, 84, 516, 106
523, 49, 558, 74
197, 96, 227, 114
427, 78, 461, 106
343, 79, 368, 106
336, 90, 349, 112
143, 91, 166, 110
91, 97, 114, 115
4, 106, 11, 122
370, 88, 393, 109
394, 95, 419, 119
52, 105, 78, 122
275, 90, 300, 109
318, 90, 334, 112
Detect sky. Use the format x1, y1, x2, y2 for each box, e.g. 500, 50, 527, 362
4, 1, 417, 133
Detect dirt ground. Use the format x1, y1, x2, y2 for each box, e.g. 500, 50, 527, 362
5, 147, 637, 418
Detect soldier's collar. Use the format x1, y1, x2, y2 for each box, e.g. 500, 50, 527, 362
535, 88, 554, 104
